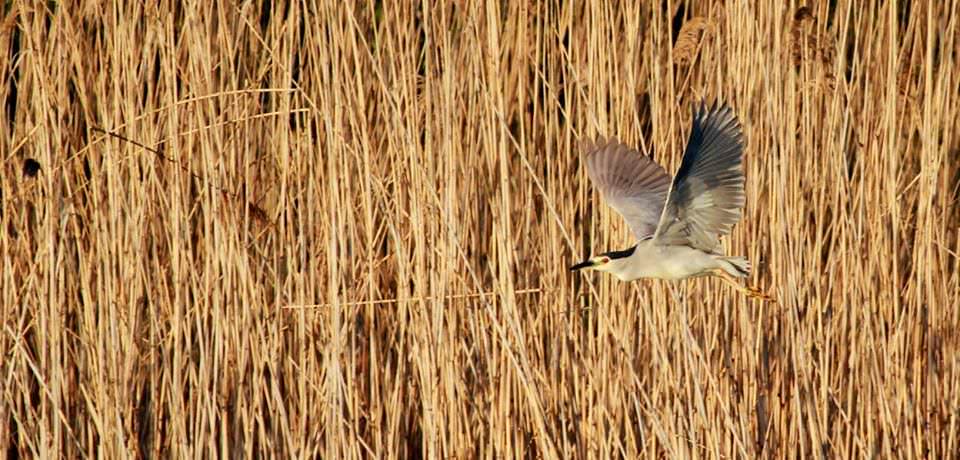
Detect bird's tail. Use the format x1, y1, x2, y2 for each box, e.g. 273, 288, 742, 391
720, 256, 751, 278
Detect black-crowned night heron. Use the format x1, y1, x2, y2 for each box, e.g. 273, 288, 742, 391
571, 102, 773, 301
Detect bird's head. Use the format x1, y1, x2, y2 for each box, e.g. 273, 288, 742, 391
569, 246, 637, 274
569, 255, 613, 272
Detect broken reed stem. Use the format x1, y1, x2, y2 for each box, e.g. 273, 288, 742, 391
284, 287, 546, 309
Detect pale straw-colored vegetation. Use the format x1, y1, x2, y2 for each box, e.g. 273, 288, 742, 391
2, 1, 958, 458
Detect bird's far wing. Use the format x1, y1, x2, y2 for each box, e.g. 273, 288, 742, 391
582, 137, 672, 240
653, 102, 746, 251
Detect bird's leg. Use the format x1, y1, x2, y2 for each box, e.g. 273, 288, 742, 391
714, 270, 776, 302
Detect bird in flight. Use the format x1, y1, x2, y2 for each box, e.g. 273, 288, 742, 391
570, 102, 773, 302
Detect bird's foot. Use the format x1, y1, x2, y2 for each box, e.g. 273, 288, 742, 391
744, 285, 776, 303
713, 269, 777, 303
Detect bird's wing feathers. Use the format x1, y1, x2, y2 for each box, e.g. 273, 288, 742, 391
581, 137, 672, 240
653, 102, 746, 251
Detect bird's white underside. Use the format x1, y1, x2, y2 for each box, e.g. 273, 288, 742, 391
595, 240, 731, 281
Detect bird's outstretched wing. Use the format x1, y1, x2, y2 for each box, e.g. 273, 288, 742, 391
653, 102, 746, 251
581, 137, 672, 240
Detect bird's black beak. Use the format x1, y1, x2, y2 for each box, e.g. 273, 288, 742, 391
569, 259, 595, 271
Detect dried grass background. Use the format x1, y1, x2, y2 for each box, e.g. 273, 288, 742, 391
2, 0, 959, 458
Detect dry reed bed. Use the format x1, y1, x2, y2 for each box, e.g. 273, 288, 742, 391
1, 1, 958, 458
